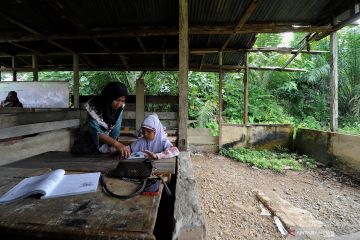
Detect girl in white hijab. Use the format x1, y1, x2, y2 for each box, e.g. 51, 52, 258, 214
130, 113, 179, 159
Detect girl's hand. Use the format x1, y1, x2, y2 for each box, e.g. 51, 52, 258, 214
144, 150, 158, 160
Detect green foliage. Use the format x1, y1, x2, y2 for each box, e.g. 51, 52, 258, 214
220, 147, 316, 172
17, 26, 359, 135
188, 72, 219, 128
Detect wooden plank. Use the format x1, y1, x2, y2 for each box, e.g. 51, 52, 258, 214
0, 129, 74, 165
145, 95, 178, 104
122, 111, 177, 120
0, 166, 161, 240
256, 190, 335, 239
178, 0, 189, 151
5, 151, 176, 174
0, 109, 80, 129
0, 119, 79, 139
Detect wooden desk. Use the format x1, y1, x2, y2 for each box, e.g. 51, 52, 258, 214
0, 152, 176, 240
5, 151, 176, 174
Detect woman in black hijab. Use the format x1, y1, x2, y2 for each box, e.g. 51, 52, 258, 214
0, 91, 23, 108
85, 82, 130, 157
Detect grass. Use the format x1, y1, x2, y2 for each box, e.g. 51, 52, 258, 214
220, 147, 317, 172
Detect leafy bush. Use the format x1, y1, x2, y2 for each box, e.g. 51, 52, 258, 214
220, 147, 316, 172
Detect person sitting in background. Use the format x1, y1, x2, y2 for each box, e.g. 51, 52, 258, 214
129, 113, 179, 159
0, 91, 23, 108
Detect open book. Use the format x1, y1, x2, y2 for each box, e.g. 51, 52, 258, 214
0, 169, 100, 204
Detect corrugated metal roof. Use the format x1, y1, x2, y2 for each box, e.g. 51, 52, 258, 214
0, 0, 356, 72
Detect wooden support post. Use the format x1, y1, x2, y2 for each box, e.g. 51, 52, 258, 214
73, 54, 80, 108
243, 52, 249, 125
178, 0, 189, 151
218, 51, 223, 147
32, 55, 38, 81
12, 56, 17, 81
136, 78, 145, 131
330, 32, 338, 131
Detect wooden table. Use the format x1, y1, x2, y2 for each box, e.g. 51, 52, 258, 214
0, 152, 176, 240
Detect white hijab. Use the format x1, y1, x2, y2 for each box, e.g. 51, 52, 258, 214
130, 113, 173, 153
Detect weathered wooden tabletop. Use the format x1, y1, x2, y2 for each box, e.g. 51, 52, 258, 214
5, 151, 176, 174
0, 152, 175, 240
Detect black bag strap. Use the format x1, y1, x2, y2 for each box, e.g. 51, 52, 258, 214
100, 174, 147, 199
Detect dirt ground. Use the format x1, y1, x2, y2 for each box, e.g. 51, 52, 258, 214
191, 152, 360, 240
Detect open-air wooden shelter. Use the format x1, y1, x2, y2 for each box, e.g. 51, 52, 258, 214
0, 0, 360, 239
0, 0, 359, 149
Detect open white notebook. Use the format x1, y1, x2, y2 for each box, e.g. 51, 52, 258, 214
0, 169, 100, 204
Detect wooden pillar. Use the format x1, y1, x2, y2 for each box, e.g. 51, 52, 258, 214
218, 52, 223, 147
330, 32, 338, 131
32, 55, 38, 81
243, 52, 249, 125
178, 0, 189, 151
12, 56, 17, 81
136, 78, 145, 131
73, 54, 80, 108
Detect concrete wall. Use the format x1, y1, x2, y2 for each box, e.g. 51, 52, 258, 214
221, 124, 294, 150
295, 128, 360, 180
187, 128, 218, 153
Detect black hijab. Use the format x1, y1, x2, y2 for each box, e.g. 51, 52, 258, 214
3, 91, 23, 107
92, 82, 128, 127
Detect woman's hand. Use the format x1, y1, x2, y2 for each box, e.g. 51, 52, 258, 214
113, 141, 130, 158
144, 150, 158, 160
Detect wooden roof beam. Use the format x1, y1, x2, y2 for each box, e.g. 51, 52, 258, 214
81, 55, 97, 69
199, 36, 212, 70
23, 65, 307, 73
92, 38, 111, 52
315, 11, 360, 41
0, 47, 327, 57
282, 33, 317, 69
118, 54, 129, 71
8, 42, 42, 55
45, 0, 86, 30
220, 0, 260, 51
0, 24, 333, 43
202, 64, 307, 72
136, 37, 147, 52
0, 10, 73, 53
